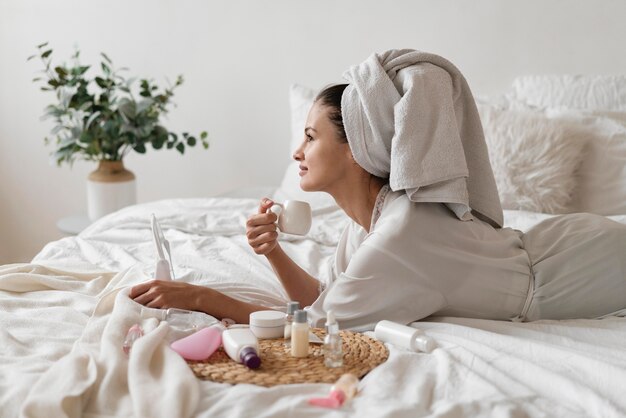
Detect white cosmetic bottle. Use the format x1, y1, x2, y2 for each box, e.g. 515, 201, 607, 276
374, 320, 436, 353
222, 328, 262, 369
290, 310, 309, 357
284, 301, 300, 340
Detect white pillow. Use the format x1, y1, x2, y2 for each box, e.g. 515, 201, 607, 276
273, 84, 338, 210
511, 75, 626, 111
542, 108, 626, 215
478, 104, 587, 214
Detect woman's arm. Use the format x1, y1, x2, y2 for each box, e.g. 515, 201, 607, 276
265, 245, 320, 307
129, 280, 272, 324
130, 198, 324, 320
247, 197, 321, 306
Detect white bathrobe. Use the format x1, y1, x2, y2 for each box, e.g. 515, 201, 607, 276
307, 187, 626, 331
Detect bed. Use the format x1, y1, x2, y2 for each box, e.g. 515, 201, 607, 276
3, 76, 626, 418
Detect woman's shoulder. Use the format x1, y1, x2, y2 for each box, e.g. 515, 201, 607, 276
376, 191, 450, 229
374, 192, 505, 245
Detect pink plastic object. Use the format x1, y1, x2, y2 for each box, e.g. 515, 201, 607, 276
308, 373, 359, 409
122, 324, 144, 355
170, 326, 223, 361
308, 390, 346, 408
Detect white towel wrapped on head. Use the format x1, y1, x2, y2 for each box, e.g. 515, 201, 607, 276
341, 49, 503, 227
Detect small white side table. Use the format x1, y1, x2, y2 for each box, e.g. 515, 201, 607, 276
57, 215, 91, 235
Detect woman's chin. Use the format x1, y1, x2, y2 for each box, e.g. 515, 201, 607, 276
299, 180, 316, 193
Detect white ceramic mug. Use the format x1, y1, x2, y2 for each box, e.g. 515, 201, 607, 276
269, 200, 312, 236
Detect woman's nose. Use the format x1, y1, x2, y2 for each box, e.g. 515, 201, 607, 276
293, 142, 305, 161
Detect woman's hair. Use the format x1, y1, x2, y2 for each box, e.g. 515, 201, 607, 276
314, 84, 349, 143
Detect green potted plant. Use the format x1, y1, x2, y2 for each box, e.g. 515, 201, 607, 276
29, 42, 208, 221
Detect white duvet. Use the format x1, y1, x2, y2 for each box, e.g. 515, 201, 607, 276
2, 198, 625, 417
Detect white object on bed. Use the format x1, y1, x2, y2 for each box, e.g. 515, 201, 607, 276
544, 108, 626, 215
152, 213, 174, 280
510, 75, 626, 111
20, 281, 200, 418
477, 103, 587, 213
498, 75, 626, 215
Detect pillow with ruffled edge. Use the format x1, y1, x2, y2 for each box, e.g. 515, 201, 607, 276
478, 103, 587, 214
510, 75, 626, 112
272, 84, 338, 210
478, 87, 626, 216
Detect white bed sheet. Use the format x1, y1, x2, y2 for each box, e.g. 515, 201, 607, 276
2, 198, 625, 417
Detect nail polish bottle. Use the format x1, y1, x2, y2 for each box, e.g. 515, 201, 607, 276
122, 324, 144, 355
290, 309, 309, 358
308, 373, 359, 408
323, 310, 343, 368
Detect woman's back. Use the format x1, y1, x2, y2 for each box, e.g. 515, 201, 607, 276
308, 186, 533, 330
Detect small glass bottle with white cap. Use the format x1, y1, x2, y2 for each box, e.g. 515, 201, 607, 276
323, 310, 343, 368
283, 301, 300, 343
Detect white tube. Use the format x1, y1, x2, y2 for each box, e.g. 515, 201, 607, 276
222, 328, 261, 369
374, 320, 436, 353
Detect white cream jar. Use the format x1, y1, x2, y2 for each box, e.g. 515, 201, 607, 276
249, 310, 286, 339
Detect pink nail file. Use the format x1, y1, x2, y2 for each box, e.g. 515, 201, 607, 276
170, 326, 223, 361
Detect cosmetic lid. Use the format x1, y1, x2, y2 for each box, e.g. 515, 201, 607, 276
294, 309, 307, 324
240, 346, 261, 369
325, 310, 339, 335
286, 301, 300, 315
413, 334, 436, 353
249, 310, 286, 328
325, 310, 336, 326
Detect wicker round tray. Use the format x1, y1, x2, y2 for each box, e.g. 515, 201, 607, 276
188, 328, 388, 387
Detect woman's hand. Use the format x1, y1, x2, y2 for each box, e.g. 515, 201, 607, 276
129, 279, 275, 324
129, 280, 207, 310
246, 198, 280, 255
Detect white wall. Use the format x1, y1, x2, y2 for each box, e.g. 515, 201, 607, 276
1, 0, 625, 263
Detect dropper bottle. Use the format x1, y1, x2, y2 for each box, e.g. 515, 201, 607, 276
323, 310, 343, 368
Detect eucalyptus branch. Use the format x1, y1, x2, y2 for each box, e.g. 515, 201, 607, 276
29, 43, 209, 166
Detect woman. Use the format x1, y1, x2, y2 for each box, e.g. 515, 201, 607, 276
131, 49, 626, 330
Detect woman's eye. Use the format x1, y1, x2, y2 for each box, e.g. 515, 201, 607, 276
305, 134, 314, 142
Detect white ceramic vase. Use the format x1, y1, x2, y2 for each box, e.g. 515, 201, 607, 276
87, 160, 136, 222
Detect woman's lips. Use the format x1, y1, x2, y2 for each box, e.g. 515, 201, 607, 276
299, 165, 308, 176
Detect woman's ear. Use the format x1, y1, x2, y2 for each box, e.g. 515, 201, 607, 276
344, 144, 357, 164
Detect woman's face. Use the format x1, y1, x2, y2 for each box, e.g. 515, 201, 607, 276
293, 101, 353, 194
